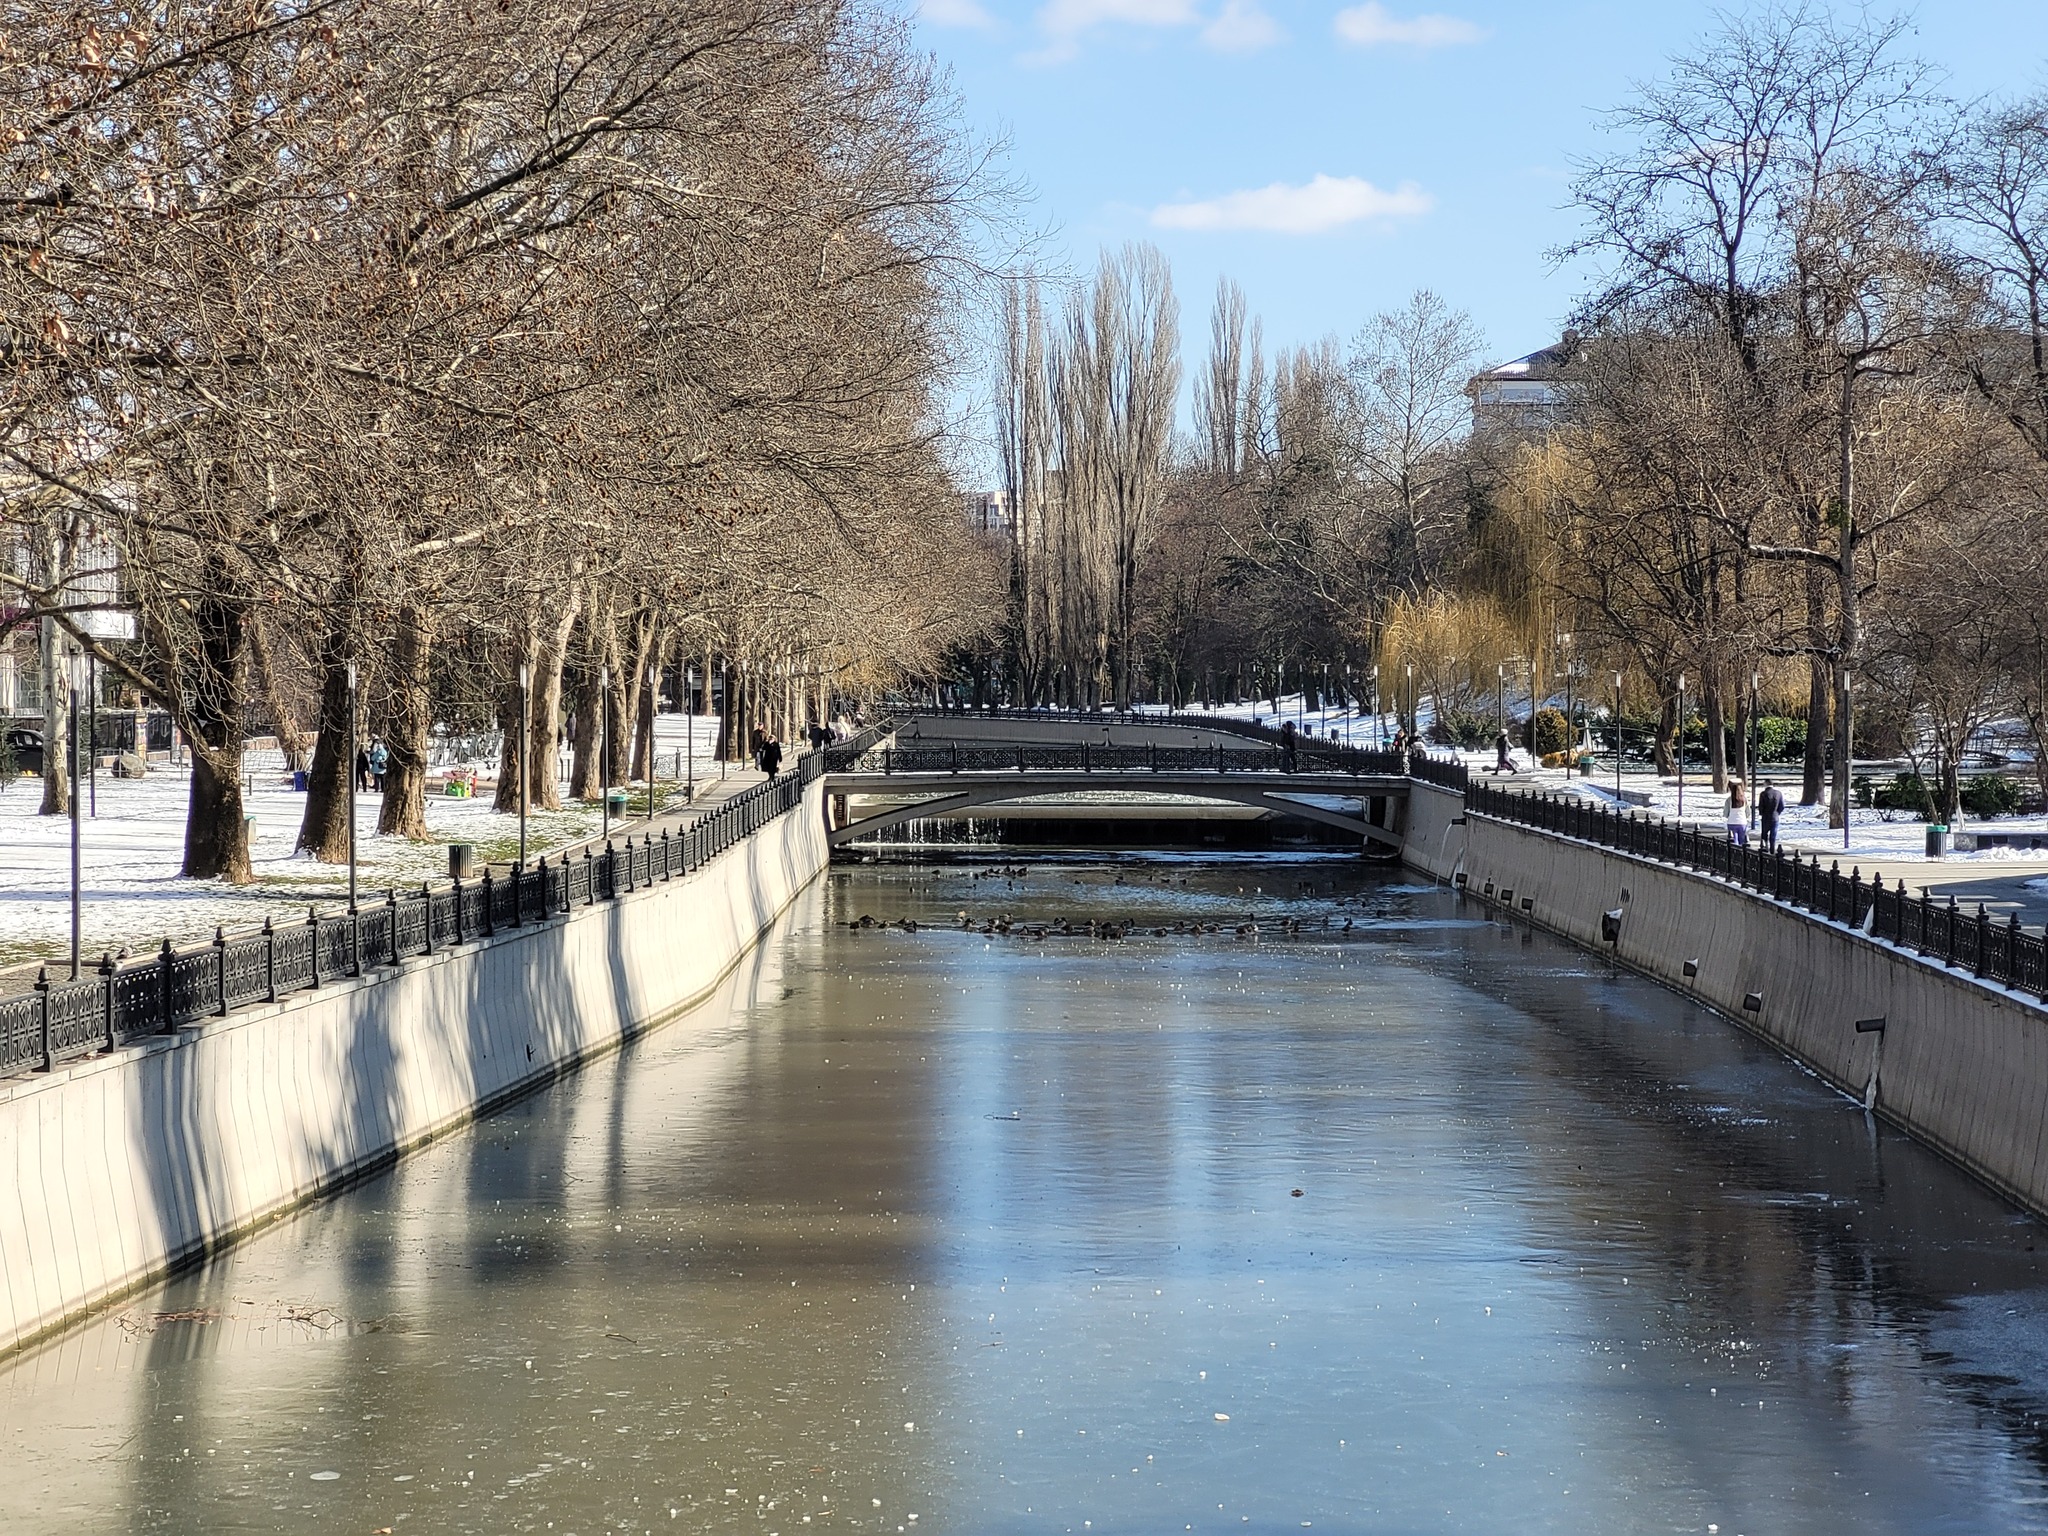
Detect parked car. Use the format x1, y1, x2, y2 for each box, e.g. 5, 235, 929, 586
4, 727, 44, 776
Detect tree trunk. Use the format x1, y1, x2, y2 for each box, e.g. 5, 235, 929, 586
529, 587, 580, 811
248, 612, 312, 773
179, 565, 253, 882
296, 640, 355, 861
376, 601, 434, 839
1653, 693, 1676, 776
568, 658, 600, 800
1704, 678, 1728, 793
38, 614, 70, 816
1802, 656, 1830, 806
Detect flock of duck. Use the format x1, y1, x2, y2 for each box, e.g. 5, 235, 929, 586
839, 868, 1366, 942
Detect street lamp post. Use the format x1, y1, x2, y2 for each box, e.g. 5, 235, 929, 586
517, 662, 530, 869
68, 669, 81, 979
1496, 663, 1506, 738
1404, 663, 1415, 737
344, 662, 358, 913
648, 662, 660, 823
1371, 665, 1381, 749
345, 661, 359, 975
1614, 672, 1624, 801
599, 664, 611, 842
87, 650, 97, 818
1676, 672, 1687, 818
1749, 670, 1761, 829
685, 663, 695, 801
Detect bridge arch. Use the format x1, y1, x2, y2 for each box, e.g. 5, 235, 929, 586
826, 780, 1401, 849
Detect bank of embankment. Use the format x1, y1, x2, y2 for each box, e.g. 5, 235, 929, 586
1405, 780, 2048, 1218
0, 780, 829, 1356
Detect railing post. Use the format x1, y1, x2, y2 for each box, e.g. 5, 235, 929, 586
214, 925, 229, 1015
480, 869, 495, 937
950, 743, 959, 775
1083, 741, 1091, 773
264, 916, 278, 1001
158, 937, 174, 1028
2008, 911, 2023, 987
1977, 904, 1994, 979
101, 951, 117, 1051
1149, 741, 1158, 772
35, 967, 52, 1073
1216, 743, 1224, 774
307, 910, 322, 986
421, 883, 436, 955
387, 889, 401, 965
510, 862, 524, 928
1945, 895, 1960, 964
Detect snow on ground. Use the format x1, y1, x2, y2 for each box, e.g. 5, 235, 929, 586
0, 714, 728, 977
1546, 767, 2048, 869
1169, 694, 2048, 870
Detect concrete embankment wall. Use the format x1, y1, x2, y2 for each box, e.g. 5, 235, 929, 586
0, 782, 830, 1356
1402, 780, 2048, 1217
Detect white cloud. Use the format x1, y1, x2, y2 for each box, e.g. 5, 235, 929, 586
1151, 173, 1432, 234
1038, 0, 1199, 44
921, 0, 998, 25
1332, 2, 1485, 47
1201, 0, 1284, 51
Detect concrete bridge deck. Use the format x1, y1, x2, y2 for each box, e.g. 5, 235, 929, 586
822, 766, 1407, 848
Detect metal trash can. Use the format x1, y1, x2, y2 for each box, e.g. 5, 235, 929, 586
292, 769, 308, 791
448, 843, 478, 879
1926, 823, 1948, 859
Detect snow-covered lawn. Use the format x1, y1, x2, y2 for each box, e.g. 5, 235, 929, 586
0, 714, 728, 976
1542, 768, 2048, 870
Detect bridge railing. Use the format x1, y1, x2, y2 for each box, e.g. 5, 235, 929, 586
1467, 778, 2048, 1001
0, 724, 882, 1082
856, 738, 1414, 777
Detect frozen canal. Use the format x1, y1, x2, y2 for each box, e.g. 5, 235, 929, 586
5, 857, 2048, 1533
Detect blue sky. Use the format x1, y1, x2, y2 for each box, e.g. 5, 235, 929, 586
922, 0, 2048, 367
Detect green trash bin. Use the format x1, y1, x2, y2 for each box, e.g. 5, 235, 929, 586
1926, 823, 1949, 858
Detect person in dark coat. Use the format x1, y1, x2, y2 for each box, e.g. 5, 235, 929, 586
761, 736, 784, 778
1278, 719, 1298, 772
354, 746, 372, 793
1494, 729, 1518, 775
1758, 778, 1786, 852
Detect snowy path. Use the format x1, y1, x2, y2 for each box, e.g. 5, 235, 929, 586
0, 714, 733, 978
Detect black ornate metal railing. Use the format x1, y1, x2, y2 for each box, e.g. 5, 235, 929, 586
0, 727, 884, 1080
841, 741, 1413, 776
897, 704, 1410, 773
1467, 779, 2048, 1001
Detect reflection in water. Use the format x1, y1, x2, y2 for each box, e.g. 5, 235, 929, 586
4, 857, 2048, 1533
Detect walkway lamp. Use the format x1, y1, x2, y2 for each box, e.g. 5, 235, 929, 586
648, 662, 660, 822
345, 661, 359, 917
87, 649, 97, 818
517, 662, 530, 869
1404, 663, 1415, 736
1496, 663, 1506, 736
1613, 671, 1624, 801
1371, 665, 1381, 749
67, 663, 80, 979
685, 663, 695, 800
1560, 634, 1574, 778
1749, 670, 1761, 829
599, 664, 611, 842
1676, 672, 1687, 818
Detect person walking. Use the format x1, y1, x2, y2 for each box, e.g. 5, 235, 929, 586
367, 737, 389, 793
1279, 719, 1298, 773
1758, 778, 1786, 852
761, 735, 784, 779
354, 744, 372, 793
1493, 729, 1518, 775
1725, 778, 1749, 847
